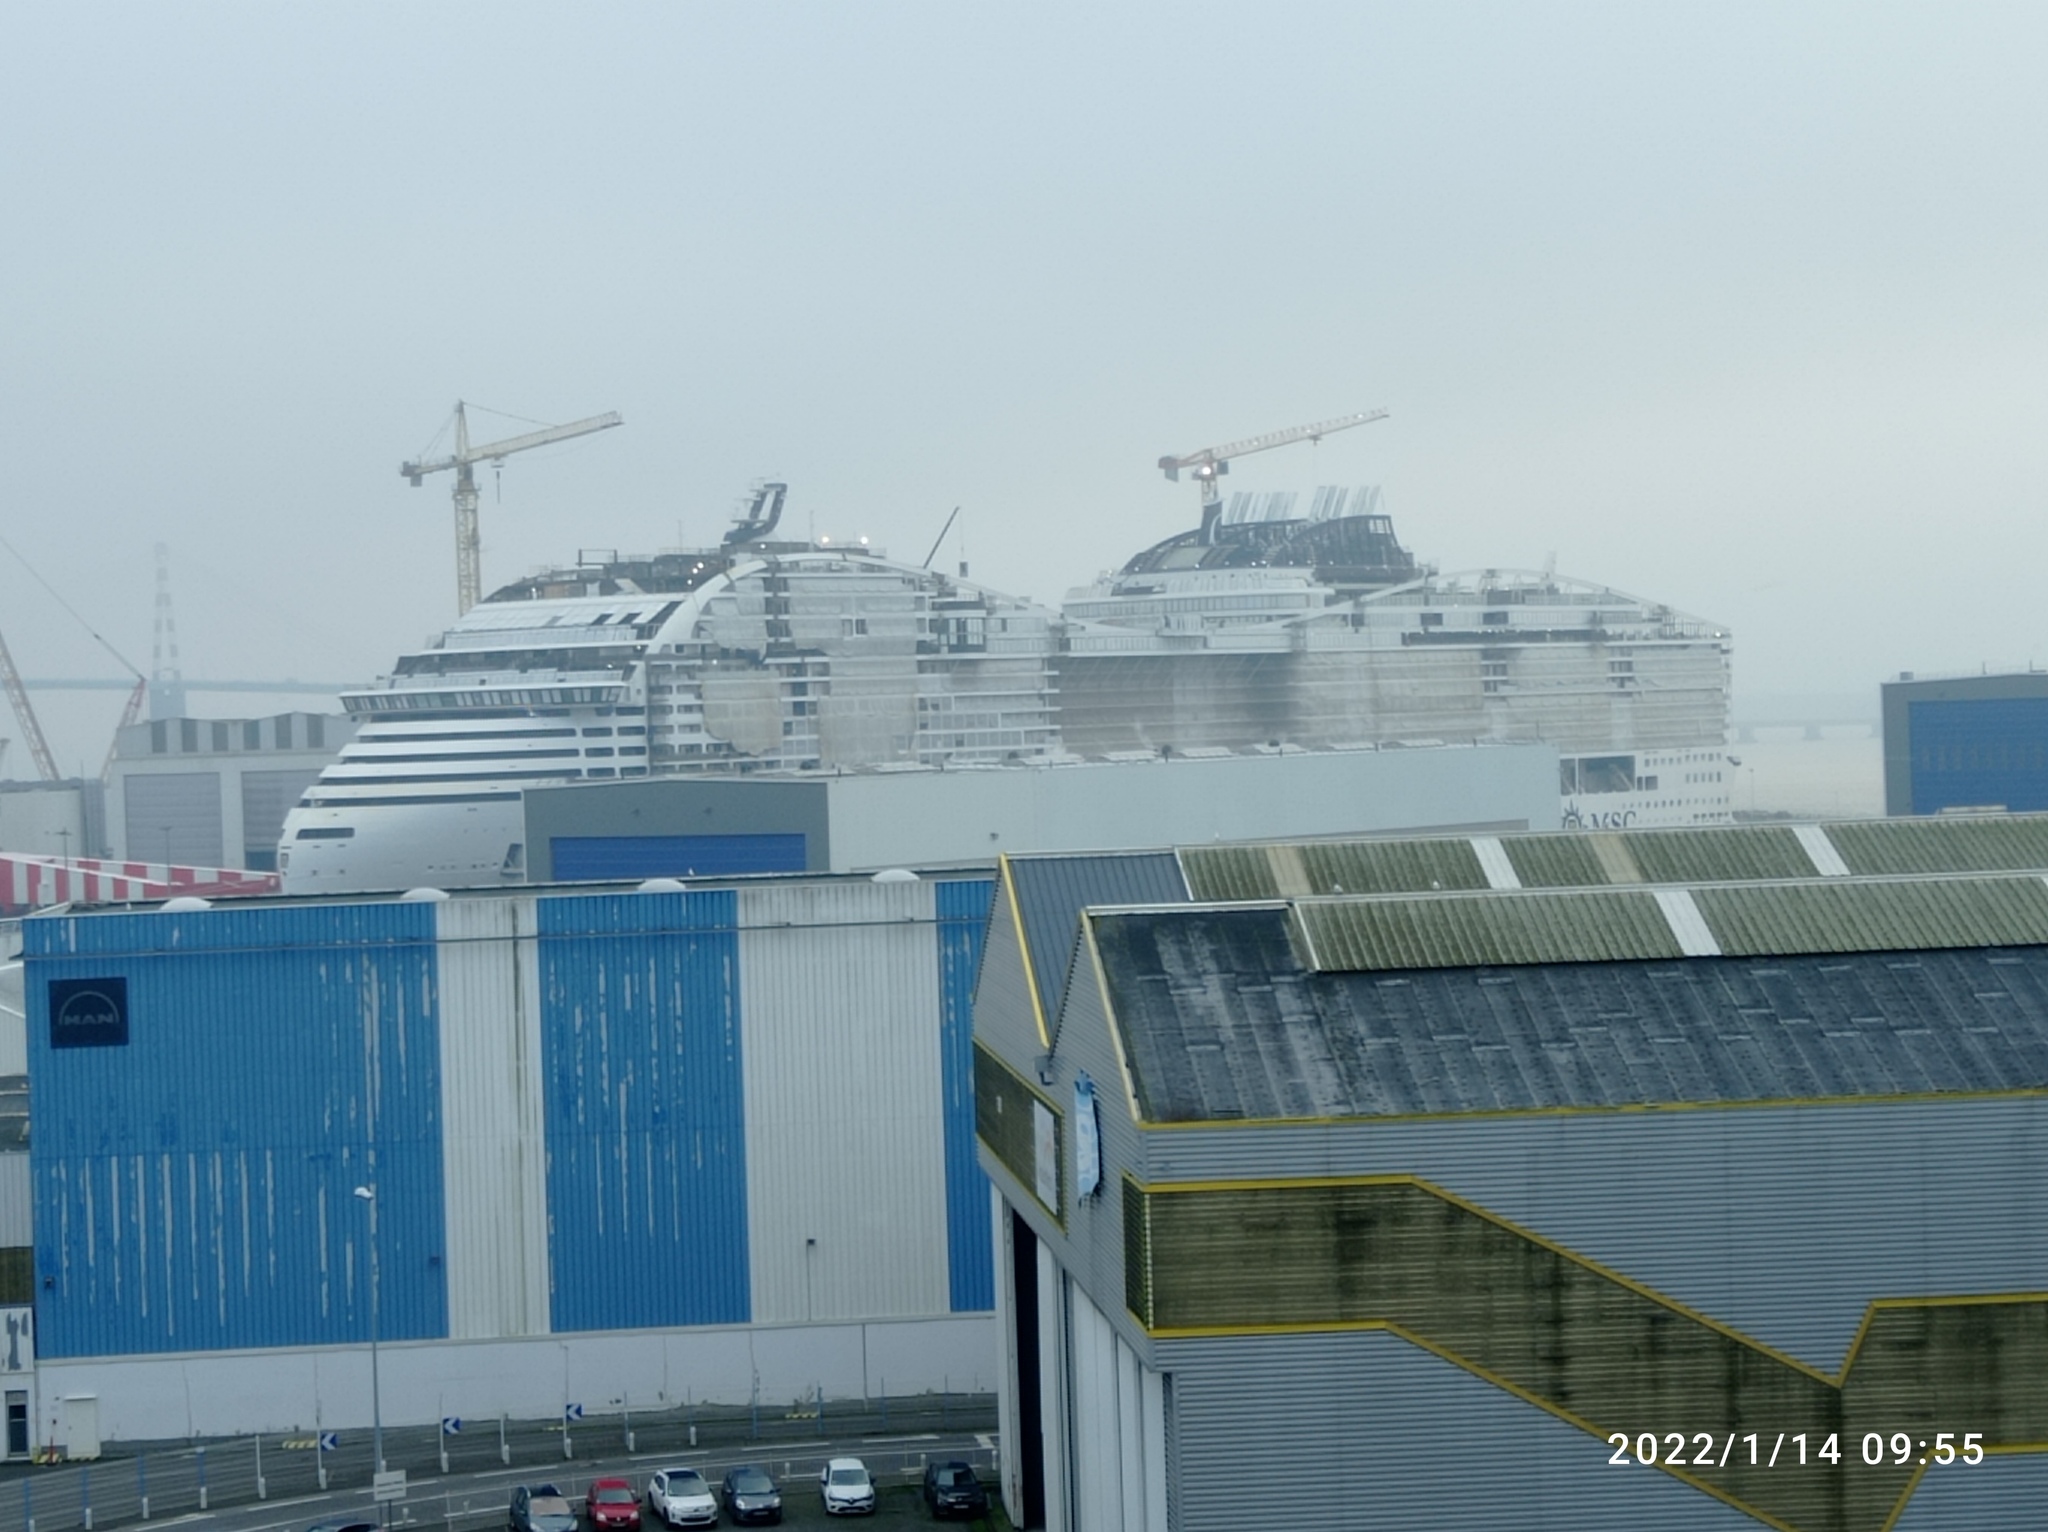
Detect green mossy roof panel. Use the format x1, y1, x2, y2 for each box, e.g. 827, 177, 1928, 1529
1625, 826, 1818, 883
1296, 889, 1684, 972
1500, 835, 1611, 888
1695, 876, 2048, 957
1825, 816, 2048, 877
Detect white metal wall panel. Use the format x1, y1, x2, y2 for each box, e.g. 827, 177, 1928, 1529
1140, 1363, 1166, 1532
992, 1185, 1021, 1519
738, 881, 951, 1323
435, 896, 550, 1339
0, 960, 23, 1075
1068, 1278, 1119, 1532
1036, 1240, 1069, 1532
1065, 1277, 1165, 1532
0, 1153, 29, 1246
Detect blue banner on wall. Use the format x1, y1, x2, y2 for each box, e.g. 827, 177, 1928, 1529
1074, 1072, 1101, 1199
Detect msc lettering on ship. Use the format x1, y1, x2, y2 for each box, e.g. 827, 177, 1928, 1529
48, 977, 128, 1049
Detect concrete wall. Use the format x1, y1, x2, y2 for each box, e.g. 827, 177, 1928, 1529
35, 1313, 996, 1443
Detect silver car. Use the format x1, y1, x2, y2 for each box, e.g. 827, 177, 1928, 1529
648, 1468, 719, 1528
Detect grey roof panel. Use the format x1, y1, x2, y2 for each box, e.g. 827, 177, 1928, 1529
1004, 851, 1187, 1033
1092, 908, 2048, 1121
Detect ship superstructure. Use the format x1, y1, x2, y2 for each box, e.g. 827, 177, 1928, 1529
281, 483, 1732, 893
280, 495, 1058, 891
1054, 487, 1734, 825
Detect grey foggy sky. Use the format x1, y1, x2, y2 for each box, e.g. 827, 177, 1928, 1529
4, 2, 2046, 769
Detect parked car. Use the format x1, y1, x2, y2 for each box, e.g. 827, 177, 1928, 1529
511, 1486, 580, 1532
818, 1457, 876, 1516
720, 1465, 782, 1525
586, 1477, 642, 1531
922, 1461, 988, 1520
648, 1466, 720, 1528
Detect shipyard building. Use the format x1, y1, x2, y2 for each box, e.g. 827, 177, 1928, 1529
974, 818, 2048, 1532
1882, 669, 2048, 817
22, 872, 995, 1446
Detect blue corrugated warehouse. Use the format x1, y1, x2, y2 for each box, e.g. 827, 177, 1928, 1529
23, 871, 995, 1442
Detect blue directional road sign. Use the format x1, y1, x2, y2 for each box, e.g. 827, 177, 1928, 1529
564, 1403, 584, 1422
318, 1433, 340, 1452
442, 1417, 462, 1435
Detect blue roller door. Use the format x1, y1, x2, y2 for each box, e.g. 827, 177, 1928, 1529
551, 833, 806, 881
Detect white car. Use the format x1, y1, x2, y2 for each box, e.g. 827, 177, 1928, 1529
819, 1458, 876, 1516
648, 1467, 719, 1528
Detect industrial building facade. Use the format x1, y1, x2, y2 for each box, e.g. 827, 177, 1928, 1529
107, 711, 353, 869
24, 872, 994, 1444
1882, 669, 2048, 817
518, 743, 1562, 884
975, 821, 2048, 1532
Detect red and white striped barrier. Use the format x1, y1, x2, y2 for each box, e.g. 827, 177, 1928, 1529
0, 853, 280, 914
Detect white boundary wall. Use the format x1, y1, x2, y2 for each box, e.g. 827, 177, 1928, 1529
36, 1314, 995, 1443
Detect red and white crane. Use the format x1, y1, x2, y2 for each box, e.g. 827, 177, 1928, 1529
403, 401, 624, 615
0, 627, 59, 781
1159, 408, 1389, 542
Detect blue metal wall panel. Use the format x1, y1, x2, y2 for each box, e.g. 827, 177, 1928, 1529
25, 903, 446, 1357
550, 834, 807, 881
1908, 698, 2048, 813
538, 890, 751, 1331
936, 878, 994, 1311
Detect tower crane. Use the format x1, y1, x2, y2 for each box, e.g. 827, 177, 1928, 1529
402, 401, 624, 615
1159, 408, 1389, 543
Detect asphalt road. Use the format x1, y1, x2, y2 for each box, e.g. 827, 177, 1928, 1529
0, 1398, 1002, 1532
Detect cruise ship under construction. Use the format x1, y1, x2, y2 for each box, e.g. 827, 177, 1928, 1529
278, 481, 1733, 893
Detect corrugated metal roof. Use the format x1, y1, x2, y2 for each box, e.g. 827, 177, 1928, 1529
1826, 814, 2048, 876
1179, 840, 1488, 901
1005, 852, 1186, 1033
1297, 890, 1684, 971
1498, 834, 1610, 889
1695, 877, 2048, 956
1091, 907, 2048, 1121
1622, 825, 1818, 883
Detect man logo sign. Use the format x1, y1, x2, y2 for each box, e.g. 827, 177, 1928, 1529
48, 977, 128, 1049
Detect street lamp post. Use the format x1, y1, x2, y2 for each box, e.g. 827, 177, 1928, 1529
353, 1184, 383, 1474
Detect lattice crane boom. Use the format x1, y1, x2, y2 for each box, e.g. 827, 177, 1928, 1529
0, 627, 60, 781
402, 401, 624, 615
1158, 408, 1389, 542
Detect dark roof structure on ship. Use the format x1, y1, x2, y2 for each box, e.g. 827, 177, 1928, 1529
991, 813, 2048, 1123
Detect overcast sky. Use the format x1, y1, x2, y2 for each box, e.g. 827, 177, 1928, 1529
4, 2, 2045, 769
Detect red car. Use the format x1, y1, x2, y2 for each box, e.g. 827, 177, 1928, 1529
586, 1479, 642, 1532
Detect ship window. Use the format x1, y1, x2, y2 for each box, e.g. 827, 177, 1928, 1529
581, 727, 613, 737
308, 716, 325, 749
1578, 756, 1636, 793
246, 721, 262, 750
275, 714, 294, 749
181, 717, 199, 752
587, 767, 616, 777
1482, 611, 1508, 626
211, 721, 229, 751
296, 826, 356, 839
1420, 613, 1443, 628
585, 747, 614, 758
